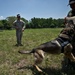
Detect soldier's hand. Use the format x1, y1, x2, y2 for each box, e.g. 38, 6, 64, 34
64, 17, 67, 24
22, 29, 24, 31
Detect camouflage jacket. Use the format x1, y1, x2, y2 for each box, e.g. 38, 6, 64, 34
67, 10, 75, 42
67, 10, 75, 17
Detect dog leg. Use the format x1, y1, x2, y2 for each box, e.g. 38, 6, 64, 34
33, 64, 43, 72
64, 44, 75, 62
33, 50, 44, 72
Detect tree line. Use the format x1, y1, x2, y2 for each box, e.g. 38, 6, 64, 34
0, 16, 65, 30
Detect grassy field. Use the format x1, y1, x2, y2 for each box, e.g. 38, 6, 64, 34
0, 28, 75, 75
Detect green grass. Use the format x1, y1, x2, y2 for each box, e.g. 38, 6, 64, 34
0, 28, 75, 75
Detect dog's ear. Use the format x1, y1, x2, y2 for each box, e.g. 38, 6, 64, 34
60, 28, 68, 34
60, 28, 65, 33
60, 28, 74, 35
69, 28, 74, 34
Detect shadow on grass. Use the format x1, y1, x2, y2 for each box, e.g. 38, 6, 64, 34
17, 65, 75, 75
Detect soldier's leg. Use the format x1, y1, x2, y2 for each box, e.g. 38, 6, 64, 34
16, 31, 21, 45
20, 31, 23, 45
15, 31, 20, 46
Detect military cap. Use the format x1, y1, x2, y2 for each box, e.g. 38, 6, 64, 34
17, 14, 20, 17
68, 0, 75, 5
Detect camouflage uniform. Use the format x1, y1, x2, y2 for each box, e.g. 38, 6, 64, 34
64, 10, 75, 69
67, 10, 75, 54
67, 10, 75, 17
61, 0, 75, 70
13, 19, 25, 46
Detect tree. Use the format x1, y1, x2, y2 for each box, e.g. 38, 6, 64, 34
1, 20, 11, 29
0, 20, 3, 29
6, 16, 16, 28
6, 16, 28, 29
0, 16, 65, 29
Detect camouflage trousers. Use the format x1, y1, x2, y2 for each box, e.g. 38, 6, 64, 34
16, 30, 23, 45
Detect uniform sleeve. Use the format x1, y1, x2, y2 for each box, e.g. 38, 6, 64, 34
67, 10, 72, 17
66, 10, 75, 27
13, 21, 16, 29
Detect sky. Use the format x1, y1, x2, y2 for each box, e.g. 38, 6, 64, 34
0, 0, 71, 20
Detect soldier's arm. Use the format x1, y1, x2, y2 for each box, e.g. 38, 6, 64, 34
65, 16, 75, 24
13, 21, 16, 29
13, 21, 19, 29
22, 21, 26, 31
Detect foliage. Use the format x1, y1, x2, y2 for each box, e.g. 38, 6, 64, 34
0, 16, 65, 29
27, 17, 65, 28
0, 16, 28, 30
1, 20, 10, 29
0, 20, 3, 29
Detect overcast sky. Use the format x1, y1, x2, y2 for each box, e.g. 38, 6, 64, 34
0, 0, 70, 20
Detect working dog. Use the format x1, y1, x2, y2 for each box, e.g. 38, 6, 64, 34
18, 27, 75, 72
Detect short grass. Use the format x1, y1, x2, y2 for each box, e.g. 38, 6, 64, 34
0, 28, 75, 75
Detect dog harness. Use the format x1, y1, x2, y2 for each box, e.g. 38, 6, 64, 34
56, 37, 69, 53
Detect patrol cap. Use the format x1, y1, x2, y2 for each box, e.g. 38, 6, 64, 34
68, 0, 75, 5
17, 14, 20, 17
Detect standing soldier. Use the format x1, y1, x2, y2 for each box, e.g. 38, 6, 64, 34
13, 14, 25, 46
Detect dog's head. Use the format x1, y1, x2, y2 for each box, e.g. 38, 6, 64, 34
61, 27, 75, 36
59, 27, 75, 41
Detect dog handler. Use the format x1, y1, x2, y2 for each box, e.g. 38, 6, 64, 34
65, 0, 75, 27
64, 0, 75, 68
13, 14, 25, 46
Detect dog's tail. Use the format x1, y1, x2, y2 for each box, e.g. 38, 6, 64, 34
18, 49, 35, 54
